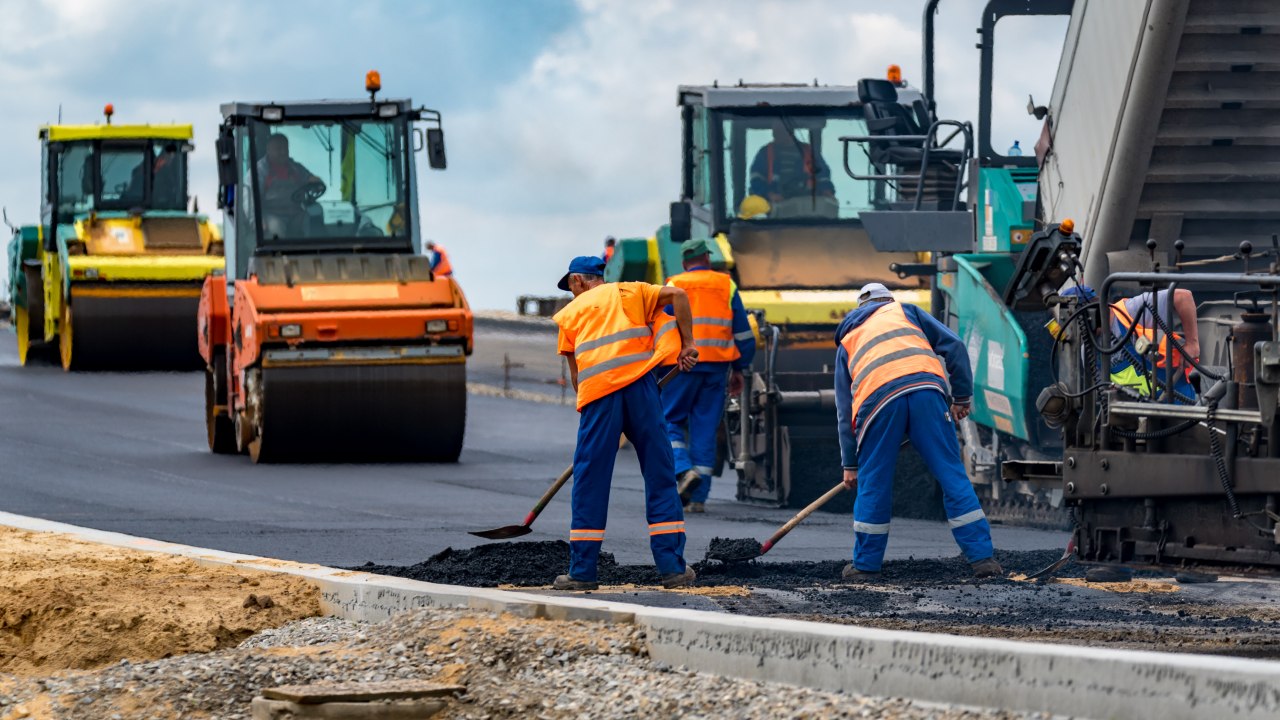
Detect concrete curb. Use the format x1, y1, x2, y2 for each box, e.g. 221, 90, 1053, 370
4, 510, 1279, 719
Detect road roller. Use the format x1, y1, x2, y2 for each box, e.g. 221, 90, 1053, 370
199, 73, 472, 463
607, 80, 934, 516
7, 105, 223, 370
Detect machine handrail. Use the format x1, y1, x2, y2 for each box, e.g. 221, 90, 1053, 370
839, 119, 973, 212
1097, 271, 1280, 406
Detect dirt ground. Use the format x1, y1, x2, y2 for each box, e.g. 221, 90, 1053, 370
0, 526, 319, 676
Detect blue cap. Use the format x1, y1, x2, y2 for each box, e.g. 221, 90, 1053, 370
558, 255, 606, 291
1060, 284, 1097, 302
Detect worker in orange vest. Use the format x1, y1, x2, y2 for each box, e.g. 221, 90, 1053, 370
602, 236, 616, 263
426, 240, 453, 277
659, 238, 756, 513
835, 283, 1000, 580
551, 255, 699, 590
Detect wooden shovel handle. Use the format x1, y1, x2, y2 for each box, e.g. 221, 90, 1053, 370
760, 482, 848, 553
524, 434, 631, 526
525, 368, 681, 526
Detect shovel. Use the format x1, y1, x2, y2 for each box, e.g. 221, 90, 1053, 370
1026, 536, 1076, 582
469, 366, 682, 540
708, 481, 849, 563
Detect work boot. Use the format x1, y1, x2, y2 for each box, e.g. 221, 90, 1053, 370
661, 566, 697, 589
841, 563, 880, 581
685, 502, 706, 514
970, 557, 1004, 579
552, 575, 599, 591
676, 470, 702, 504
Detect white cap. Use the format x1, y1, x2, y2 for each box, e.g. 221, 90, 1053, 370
857, 282, 893, 304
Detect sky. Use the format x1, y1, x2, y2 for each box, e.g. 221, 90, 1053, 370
0, 0, 1067, 310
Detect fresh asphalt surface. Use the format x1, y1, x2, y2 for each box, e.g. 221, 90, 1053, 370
0, 318, 1062, 569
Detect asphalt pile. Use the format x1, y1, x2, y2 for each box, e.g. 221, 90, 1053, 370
355, 541, 1072, 589
355, 543, 1280, 657
357, 541, 667, 587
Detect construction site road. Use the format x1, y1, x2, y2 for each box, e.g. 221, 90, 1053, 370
0, 318, 1060, 571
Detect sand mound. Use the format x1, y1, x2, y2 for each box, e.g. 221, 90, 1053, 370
0, 526, 319, 675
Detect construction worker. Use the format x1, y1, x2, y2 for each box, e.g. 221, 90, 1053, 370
660, 238, 756, 513
834, 283, 1001, 580
748, 118, 835, 211
602, 236, 616, 263
426, 240, 453, 278
258, 134, 324, 237
1062, 285, 1199, 402
551, 255, 700, 591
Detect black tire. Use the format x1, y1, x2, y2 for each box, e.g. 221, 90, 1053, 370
206, 354, 237, 454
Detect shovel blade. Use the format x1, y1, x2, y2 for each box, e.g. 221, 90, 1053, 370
705, 537, 765, 564
468, 525, 533, 540
1027, 539, 1076, 581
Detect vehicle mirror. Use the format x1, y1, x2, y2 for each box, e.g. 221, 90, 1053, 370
426, 128, 447, 169
669, 202, 691, 243
215, 133, 236, 187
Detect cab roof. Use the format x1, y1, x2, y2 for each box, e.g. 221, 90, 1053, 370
40, 124, 194, 142
220, 98, 414, 121
677, 82, 922, 109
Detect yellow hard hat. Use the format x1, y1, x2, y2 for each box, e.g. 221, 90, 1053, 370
738, 194, 771, 219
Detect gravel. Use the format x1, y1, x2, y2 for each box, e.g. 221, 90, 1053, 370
0, 607, 1047, 719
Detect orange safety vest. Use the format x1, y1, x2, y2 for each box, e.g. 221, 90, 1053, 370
554, 283, 673, 410
666, 270, 740, 363
1111, 300, 1182, 369
432, 246, 453, 277
839, 302, 945, 433
604, 245, 615, 263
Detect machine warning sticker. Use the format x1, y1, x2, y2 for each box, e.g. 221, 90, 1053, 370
986, 340, 1005, 391
983, 389, 1013, 417
992, 415, 1013, 433
300, 285, 400, 302
966, 330, 982, 372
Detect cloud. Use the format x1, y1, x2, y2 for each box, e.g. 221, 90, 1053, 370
431, 1, 924, 307
0, 0, 1066, 312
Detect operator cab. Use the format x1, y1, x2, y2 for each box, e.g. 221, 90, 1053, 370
668, 82, 931, 297
216, 96, 446, 283
40, 121, 193, 253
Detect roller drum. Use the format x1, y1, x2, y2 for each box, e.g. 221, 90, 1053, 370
251, 361, 466, 462
63, 290, 203, 370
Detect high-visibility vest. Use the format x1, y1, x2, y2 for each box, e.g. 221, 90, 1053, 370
766, 143, 817, 190
839, 302, 945, 434
554, 283, 673, 410
432, 246, 453, 277
666, 270, 740, 363
1111, 300, 1182, 369
604, 245, 615, 263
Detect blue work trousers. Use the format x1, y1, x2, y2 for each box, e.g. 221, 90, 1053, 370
570, 373, 687, 581
852, 390, 993, 571
661, 367, 727, 503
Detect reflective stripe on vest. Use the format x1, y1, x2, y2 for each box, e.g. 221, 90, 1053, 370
1111, 300, 1182, 369
667, 270, 740, 363
554, 283, 667, 410
839, 303, 945, 439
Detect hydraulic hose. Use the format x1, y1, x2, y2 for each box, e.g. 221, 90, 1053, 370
1205, 400, 1242, 519
1142, 296, 1224, 381
1109, 418, 1198, 440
